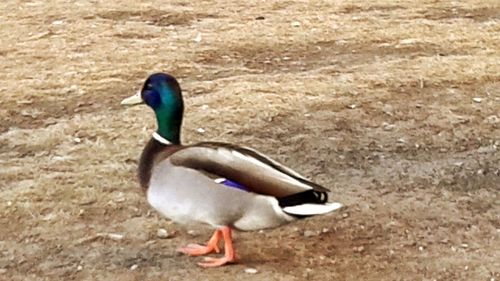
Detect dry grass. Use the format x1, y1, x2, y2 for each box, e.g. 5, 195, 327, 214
0, 0, 499, 280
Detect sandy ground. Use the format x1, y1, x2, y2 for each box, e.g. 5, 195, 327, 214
1, 0, 499, 280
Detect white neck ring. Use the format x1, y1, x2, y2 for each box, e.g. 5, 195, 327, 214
152, 132, 172, 145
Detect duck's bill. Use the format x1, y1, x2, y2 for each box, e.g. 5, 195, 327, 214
121, 91, 143, 105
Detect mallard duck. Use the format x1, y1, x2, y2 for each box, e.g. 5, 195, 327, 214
121, 73, 342, 267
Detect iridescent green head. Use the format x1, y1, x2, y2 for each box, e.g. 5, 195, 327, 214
122, 73, 184, 144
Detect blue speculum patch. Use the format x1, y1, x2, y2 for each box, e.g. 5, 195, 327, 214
218, 178, 249, 192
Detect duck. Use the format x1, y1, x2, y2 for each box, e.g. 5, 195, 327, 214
121, 73, 342, 268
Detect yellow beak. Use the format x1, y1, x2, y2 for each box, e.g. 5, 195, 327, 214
121, 91, 143, 105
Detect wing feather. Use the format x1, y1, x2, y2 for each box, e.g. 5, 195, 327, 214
168, 142, 329, 197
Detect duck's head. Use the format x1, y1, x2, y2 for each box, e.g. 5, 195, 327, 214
122, 73, 184, 144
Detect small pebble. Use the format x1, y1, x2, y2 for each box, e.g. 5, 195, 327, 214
157, 228, 171, 239
302, 268, 313, 278
382, 104, 394, 115
193, 32, 202, 43
17, 100, 33, 105
472, 97, 482, 103
399, 38, 418, 44
196, 128, 206, 134
382, 123, 396, 131
106, 233, 124, 241
485, 115, 499, 124
478, 145, 495, 153
130, 264, 138, 271
77, 265, 83, 271
244, 268, 258, 274
304, 230, 317, 237
291, 21, 301, 27
354, 246, 365, 253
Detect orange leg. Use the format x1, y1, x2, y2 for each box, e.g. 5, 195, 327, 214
177, 229, 221, 256
197, 226, 237, 268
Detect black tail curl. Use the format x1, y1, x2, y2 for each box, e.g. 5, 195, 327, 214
277, 190, 328, 208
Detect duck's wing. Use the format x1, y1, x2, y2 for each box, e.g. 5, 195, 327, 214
168, 142, 329, 197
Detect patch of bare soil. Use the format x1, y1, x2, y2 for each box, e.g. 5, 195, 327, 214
0, 0, 498, 280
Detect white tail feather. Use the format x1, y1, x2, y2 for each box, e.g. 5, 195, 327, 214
282, 203, 342, 216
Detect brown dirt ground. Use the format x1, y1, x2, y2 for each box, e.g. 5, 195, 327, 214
1, 0, 499, 280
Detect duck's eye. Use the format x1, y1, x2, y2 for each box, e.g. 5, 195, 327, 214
143, 90, 161, 108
